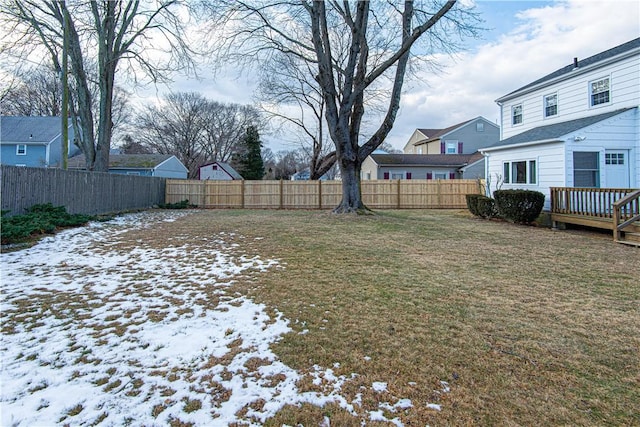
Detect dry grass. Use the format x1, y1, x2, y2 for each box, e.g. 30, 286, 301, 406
157, 208, 640, 426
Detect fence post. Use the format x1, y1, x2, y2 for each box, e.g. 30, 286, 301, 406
318, 180, 322, 209
397, 179, 401, 209
241, 180, 245, 209
279, 179, 284, 209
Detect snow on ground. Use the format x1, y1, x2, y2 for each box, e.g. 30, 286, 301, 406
1, 211, 445, 426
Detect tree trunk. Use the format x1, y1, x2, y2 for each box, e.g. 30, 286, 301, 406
333, 149, 369, 214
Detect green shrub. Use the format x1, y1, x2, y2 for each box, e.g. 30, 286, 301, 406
476, 196, 500, 219
159, 199, 192, 209
494, 190, 545, 224
465, 194, 482, 217
1, 203, 94, 245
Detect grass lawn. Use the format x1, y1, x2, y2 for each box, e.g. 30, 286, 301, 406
173, 208, 639, 426
2, 208, 638, 425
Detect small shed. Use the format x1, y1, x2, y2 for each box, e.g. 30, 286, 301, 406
198, 161, 243, 180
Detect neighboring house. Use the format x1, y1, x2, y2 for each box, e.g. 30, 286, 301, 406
290, 168, 331, 181
0, 116, 80, 167
68, 154, 188, 179
403, 116, 499, 155
480, 37, 640, 209
199, 161, 243, 180
361, 152, 484, 180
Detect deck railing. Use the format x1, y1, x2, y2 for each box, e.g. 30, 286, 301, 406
550, 187, 637, 218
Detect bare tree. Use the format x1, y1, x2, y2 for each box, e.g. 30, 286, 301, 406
135, 92, 263, 178
137, 92, 208, 179
257, 52, 336, 180
200, 101, 262, 164
208, 1, 480, 212
0, 0, 196, 171
1, 64, 133, 147
1, 65, 62, 116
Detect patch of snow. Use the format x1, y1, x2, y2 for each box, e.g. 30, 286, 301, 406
372, 381, 388, 392
1, 211, 432, 426
427, 403, 442, 411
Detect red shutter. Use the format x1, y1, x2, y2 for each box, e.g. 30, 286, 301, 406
449, 172, 456, 180
406, 172, 412, 180
383, 172, 389, 180
458, 142, 463, 153
440, 142, 445, 154
426, 172, 433, 180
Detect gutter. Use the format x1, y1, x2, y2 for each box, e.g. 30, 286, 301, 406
480, 138, 562, 153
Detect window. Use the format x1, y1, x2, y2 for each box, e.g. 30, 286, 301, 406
573, 152, 599, 187
16, 144, 27, 155
605, 153, 624, 165
476, 122, 484, 132
126, 171, 141, 176
434, 172, 447, 180
544, 93, 558, 117
445, 140, 458, 154
502, 160, 537, 184
391, 172, 404, 180
512, 104, 523, 125
590, 77, 610, 106
416, 146, 423, 154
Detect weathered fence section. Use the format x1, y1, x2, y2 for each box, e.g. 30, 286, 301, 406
1, 165, 165, 216
166, 179, 483, 209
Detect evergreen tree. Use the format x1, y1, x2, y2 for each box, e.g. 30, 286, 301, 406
233, 126, 264, 180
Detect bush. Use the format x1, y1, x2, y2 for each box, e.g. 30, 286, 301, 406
476, 196, 500, 219
1, 203, 93, 245
158, 199, 192, 209
494, 190, 545, 224
465, 194, 482, 217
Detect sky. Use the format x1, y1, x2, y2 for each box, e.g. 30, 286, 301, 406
138, 0, 639, 153
1, 211, 449, 425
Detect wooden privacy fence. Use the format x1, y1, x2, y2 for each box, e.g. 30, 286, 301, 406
1, 165, 166, 216
166, 179, 484, 209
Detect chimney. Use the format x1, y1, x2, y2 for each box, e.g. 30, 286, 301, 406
573, 57, 579, 68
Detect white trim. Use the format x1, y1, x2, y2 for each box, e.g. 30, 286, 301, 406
543, 92, 558, 118
588, 75, 611, 108
16, 144, 27, 155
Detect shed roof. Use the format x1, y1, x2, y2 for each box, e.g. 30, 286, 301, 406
0, 116, 67, 143
497, 38, 640, 102
200, 161, 243, 180
481, 108, 634, 151
370, 153, 479, 167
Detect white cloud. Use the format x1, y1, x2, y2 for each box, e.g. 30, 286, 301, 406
384, 0, 640, 150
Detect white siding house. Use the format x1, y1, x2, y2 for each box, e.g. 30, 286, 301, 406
198, 162, 243, 180
481, 38, 640, 210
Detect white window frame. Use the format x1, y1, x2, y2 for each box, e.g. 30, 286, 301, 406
476, 122, 484, 132
605, 153, 624, 165
126, 171, 141, 176
445, 140, 458, 154
544, 93, 558, 118
434, 172, 448, 180
589, 76, 610, 107
511, 104, 523, 126
391, 172, 404, 180
16, 144, 27, 155
502, 159, 537, 185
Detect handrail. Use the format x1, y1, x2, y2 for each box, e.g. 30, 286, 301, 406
612, 189, 640, 243
550, 187, 637, 218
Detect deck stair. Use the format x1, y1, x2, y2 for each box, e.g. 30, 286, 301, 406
613, 190, 640, 246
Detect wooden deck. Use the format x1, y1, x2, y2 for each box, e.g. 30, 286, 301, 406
550, 187, 640, 246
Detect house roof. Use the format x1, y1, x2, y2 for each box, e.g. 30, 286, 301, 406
481, 108, 634, 152
68, 153, 175, 170
410, 116, 498, 146
0, 116, 68, 144
370, 153, 480, 167
497, 38, 640, 103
